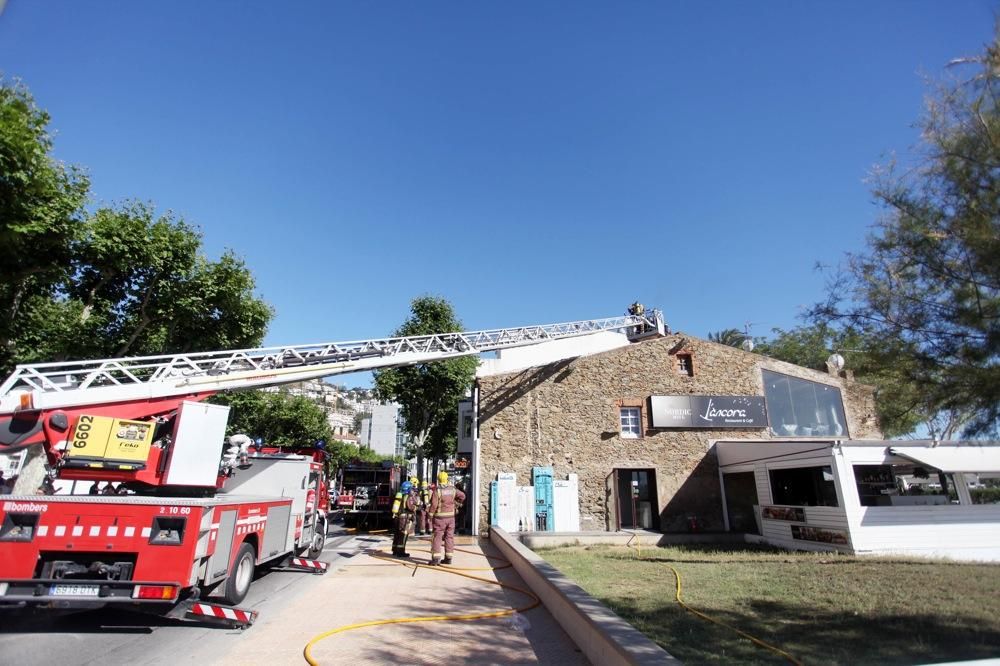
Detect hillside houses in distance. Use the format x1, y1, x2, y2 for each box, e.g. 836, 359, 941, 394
263, 380, 377, 443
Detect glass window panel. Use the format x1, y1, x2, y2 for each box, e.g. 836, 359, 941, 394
636, 470, 649, 496
763, 370, 848, 437
814, 384, 847, 436
620, 407, 641, 438
766, 374, 797, 435
790, 381, 815, 432
769, 465, 840, 507
853, 462, 964, 506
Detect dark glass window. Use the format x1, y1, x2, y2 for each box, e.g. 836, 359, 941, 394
769, 466, 839, 507
677, 354, 693, 376
853, 463, 960, 507
762, 369, 848, 437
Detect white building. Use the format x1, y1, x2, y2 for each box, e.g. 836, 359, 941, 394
326, 410, 354, 437
716, 439, 1000, 562
360, 403, 408, 458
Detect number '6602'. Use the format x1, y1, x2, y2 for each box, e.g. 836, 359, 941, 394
72, 415, 95, 448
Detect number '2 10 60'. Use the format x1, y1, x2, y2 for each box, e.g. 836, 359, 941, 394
159, 506, 191, 515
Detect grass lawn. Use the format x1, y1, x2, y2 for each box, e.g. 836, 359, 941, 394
539, 544, 1000, 665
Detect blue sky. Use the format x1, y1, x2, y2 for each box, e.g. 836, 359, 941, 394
0, 2, 993, 385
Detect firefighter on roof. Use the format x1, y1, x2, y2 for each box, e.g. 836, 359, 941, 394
391, 480, 417, 558
628, 301, 647, 334
428, 471, 465, 566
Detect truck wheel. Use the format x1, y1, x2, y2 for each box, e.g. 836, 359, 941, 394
307, 518, 327, 559
222, 542, 255, 605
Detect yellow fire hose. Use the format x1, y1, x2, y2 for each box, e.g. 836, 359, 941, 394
302, 539, 540, 665
400, 543, 513, 571
668, 564, 802, 665
623, 541, 801, 665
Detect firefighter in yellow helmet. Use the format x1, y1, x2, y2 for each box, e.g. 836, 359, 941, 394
391, 480, 417, 558
427, 471, 465, 565
628, 301, 646, 334
413, 477, 430, 536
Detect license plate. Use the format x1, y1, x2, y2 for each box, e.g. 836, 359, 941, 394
49, 584, 100, 597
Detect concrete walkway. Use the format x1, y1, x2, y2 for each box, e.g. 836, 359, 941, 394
215, 534, 588, 665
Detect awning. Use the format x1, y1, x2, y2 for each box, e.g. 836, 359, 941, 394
887, 445, 1000, 473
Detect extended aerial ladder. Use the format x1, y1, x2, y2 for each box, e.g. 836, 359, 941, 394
0, 309, 663, 624
0, 311, 664, 464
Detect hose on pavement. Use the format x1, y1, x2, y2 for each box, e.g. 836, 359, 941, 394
302, 539, 540, 665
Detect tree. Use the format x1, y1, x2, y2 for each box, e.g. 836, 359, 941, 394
352, 410, 370, 435
163, 249, 274, 355
707, 328, 748, 347
4, 202, 273, 370
208, 390, 403, 479
754, 323, 849, 370
426, 409, 459, 465
209, 389, 332, 447
373, 296, 477, 478
812, 32, 1000, 437
0, 80, 89, 370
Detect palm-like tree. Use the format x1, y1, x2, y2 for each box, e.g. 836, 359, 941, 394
707, 328, 747, 347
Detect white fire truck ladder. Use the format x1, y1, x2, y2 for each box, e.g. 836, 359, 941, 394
0, 311, 664, 413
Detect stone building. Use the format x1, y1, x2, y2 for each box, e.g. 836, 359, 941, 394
470, 331, 881, 535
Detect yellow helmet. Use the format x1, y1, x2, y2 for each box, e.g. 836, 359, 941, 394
409, 476, 418, 485
437, 471, 449, 485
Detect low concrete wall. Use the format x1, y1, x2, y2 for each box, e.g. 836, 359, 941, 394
520, 529, 748, 550
490, 526, 679, 666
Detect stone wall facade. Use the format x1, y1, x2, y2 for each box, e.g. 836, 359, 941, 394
475, 333, 881, 534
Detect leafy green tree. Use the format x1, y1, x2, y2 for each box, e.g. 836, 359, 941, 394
209, 389, 332, 447
754, 323, 848, 370
0, 80, 89, 369
321, 440, 372, 473
352, 410, 370, 435
373, 296, 477, 477
208, 390, 400, 479
811, 32, 1000, 436
5, 202, 273, 369
164, 250, 274, 355
426, 409, 459, 466
73, 203, 272, 357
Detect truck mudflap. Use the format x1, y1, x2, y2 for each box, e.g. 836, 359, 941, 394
267, 556, 329, 574
286, 557, 329, 573
0, 578, 183, 607
173, 600, 258, 629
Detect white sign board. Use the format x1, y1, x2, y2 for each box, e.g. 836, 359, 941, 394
553, 474, 580, 531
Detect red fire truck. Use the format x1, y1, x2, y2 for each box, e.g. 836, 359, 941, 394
0, 310, 662, 627
0, 401, 332, 627
334, 461, 406, 529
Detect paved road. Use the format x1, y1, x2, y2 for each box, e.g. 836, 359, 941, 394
0, 525, 368, 666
